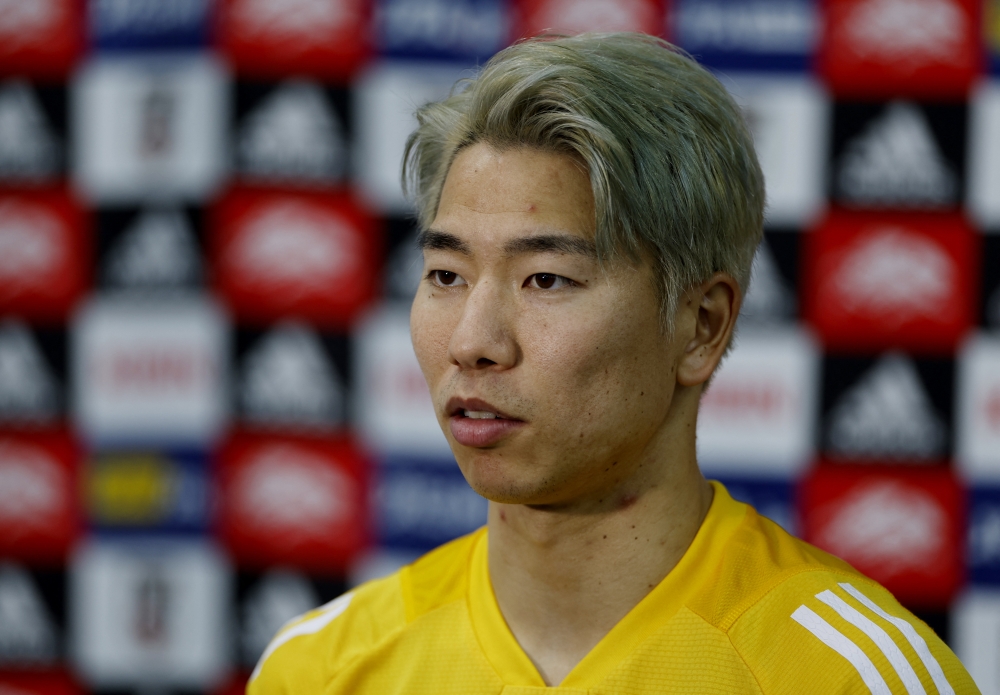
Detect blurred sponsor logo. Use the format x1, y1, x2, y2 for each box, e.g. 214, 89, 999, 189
73, 297, 227, 445
241, 323, 343, 429
237, 81, 345, 184
0, 431, 78, 561
0, 562, 57, 665
837, 103, 956, 207
958, 335, 1000, 479
90, 0, 209, 46
0, 81, 60, 182
0, 321, 59, 423
827, 353, 946, 460
240, 569, 318, 665
842, 0, 965, 67
217, 434, 367, 571
213, 190, 377, 326
698, 328, 817, 473
806, 212, 974, 352
70, 539, 230, 689
968, 488, 1000, 582
229, 0, 358, 44
376, 0, 507, 58
517, 0, 661, 36
103, 209, 202, 291
675, 0, 816, 54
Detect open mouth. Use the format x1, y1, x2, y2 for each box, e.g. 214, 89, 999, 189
462, 410, 506, 420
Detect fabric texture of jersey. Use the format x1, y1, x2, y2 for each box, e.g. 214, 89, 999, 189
247, 481, 979, 694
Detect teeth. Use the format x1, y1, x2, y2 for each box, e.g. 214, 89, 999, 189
464, 410, 499, 419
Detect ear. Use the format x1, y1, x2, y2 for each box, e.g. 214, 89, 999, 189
676, 272, 741, 388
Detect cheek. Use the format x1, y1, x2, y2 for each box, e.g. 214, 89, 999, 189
410, 297, 452, 383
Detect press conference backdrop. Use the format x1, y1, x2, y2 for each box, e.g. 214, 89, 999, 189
1, 0, 1000, 692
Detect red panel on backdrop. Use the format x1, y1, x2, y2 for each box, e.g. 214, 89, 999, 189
0, 0, 84, 78
801, 464, 964, 608
803, 210, 977, 354
0, 429, 81, 563
215, 0, 371, 79
211, 187, 380, 329
0, 672, 84, 695
818, 0, 981, 98
0, 189, 89, 323
513, 0, 664, 40
215, 432, 368, 572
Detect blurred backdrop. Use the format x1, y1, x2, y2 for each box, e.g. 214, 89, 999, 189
1, 0, 1000, 692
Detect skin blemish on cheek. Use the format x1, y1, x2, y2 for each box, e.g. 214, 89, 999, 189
499, 509, 506, 522
619, 494, 637, 510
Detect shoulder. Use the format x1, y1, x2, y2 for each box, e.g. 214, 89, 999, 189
246, 530, 482, 695
690, 502, 978, 694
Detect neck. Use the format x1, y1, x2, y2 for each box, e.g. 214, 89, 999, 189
486, 394, 713, 686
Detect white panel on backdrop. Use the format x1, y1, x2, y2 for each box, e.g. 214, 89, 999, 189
953, 589, 1000, 694
353, 302, 451, 457
957, 333, 1000, 480
697, 327, 818, 474
73, 53, 227, 203
722, 75, 828, 227
70, 539, 231, 689
969, 80, 1000, 229
353, 61, 473, 213
72, 296, 228, 445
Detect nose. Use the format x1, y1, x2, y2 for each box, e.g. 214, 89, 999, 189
448, 278, 519, 370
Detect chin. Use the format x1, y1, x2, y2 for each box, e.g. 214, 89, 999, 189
456, 453, 569, 506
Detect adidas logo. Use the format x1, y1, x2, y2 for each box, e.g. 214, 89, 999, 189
0, 321, 59, 423
230, 0, 354, 43
676, 0, 816, 53
240, 569, 318, 665
824, 226, 954, 325
238, 81, 345, 183
740, 239, 795, 324
241, 323, 344, 428
0, 198, 66, 290
230, 200, 359, 291
815, 480, 945, 577
827, 353, 946, 459
377, 0, 505, 53
233, 444, 356, 532
0, 438, 64, 532
837, 103, 956, 207
0, 562, 57, 663
0, 81, 59, 181
0, 0, 63, 45
843, 0, 966, 66
104, 209, 203, 290
531, 0, 655, 33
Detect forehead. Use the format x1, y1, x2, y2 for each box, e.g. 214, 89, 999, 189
432, 143, 596, 244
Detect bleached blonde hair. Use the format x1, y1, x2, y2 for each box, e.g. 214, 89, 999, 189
403, 32, 765, 331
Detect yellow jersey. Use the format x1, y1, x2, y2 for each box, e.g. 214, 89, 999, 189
248, 482, 979, 694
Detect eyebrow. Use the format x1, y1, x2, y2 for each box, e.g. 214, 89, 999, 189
417, 229, 597, 259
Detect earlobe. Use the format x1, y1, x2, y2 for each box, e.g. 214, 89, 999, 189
676, 273, 740, 387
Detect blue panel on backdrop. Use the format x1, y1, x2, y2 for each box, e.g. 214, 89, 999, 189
374, 0, 509, 62
86, 449, 211, 535
969, 487, 1000, 585
375, 456, 488, 551
714, 475, 797, 536
672, 0, 818, 72
90, 0, 211, 50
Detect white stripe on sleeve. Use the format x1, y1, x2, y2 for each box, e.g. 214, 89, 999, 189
816, 590, 926, 695
249, 592, 354, 683
792, 605, 892, 695
839, 583, 954, 695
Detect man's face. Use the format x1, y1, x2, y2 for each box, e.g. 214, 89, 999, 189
410, 143, 683, 507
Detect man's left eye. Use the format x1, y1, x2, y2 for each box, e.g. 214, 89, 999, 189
525, 273, 572, 290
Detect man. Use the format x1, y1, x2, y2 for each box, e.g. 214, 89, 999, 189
249, 33, 978, 694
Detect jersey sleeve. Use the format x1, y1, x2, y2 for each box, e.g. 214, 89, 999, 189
727, 571, 980, 695
246, 575, 407, 695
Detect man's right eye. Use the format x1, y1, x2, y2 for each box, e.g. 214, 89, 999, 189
429, 270, 467, 287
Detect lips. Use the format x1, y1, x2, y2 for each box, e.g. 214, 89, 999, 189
446, 396, 525, 447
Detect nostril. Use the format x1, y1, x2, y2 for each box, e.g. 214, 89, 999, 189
476, 358, 497, 367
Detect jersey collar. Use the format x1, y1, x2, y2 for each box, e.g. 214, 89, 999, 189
467, 481, 748, 689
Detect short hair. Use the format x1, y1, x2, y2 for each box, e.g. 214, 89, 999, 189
402, 32, 765, 331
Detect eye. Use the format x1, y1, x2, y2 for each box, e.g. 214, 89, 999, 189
429, 270, 467, 287
525, 273, 573, 290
